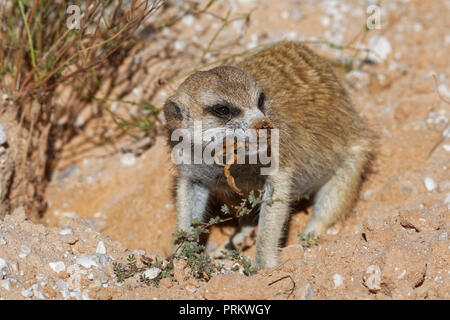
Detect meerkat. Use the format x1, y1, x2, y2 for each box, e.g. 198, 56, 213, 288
163, 41, 375, 270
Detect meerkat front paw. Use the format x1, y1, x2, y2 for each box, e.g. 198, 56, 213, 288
303, 219, 328, 239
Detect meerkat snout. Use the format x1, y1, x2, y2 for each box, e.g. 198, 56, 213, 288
164, 41, 375, 270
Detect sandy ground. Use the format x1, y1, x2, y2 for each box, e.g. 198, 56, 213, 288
0, 0, 449, 299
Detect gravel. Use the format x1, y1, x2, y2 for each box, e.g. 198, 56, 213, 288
49, 261, 66, 273
0, 258, 10, 279
333, 273, 344, 288
363, 265, 382, 292
19, 245, 31, 259
120, 153, 136, 167
96, 241, 107, 255
143, 267, 161, 280
59, 227, 73, 235
21, 288, 33, 298
76, 253, 109, 269
424, 177, 437, 191
0, 124, 7, 145
368, 35, 392, 63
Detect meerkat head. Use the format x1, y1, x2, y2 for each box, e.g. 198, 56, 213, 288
164, 66, 268, 135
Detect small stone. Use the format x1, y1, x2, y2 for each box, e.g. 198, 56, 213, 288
49, 261, 66, 274
96, 241, 107, 255
0, 279, 11, 291
0, 258, 10, 279
181, 14, 195, 27
444, 193, 450, 205
76, 254, 109, 269
0, 236, 6, 245
362, 189, 373, 200
185, 285, 196, 293
0, 124, 7, 145
62, 211, 78, 219
174, 40, 187, 52
100, 275, 108, 284
59, 227, 73, 236
346, 70, 370, 90
143, 267, 161, 280
0, 147, 5, 155
438, 232, 448, 241
21, 287, 33, 298
132, 249, 146, 256
368, 35, 392, 63
443, 144, 450, 152
443, 127, 450, 138
333, 274, 344, 288
424, 177, 437, 191
439, 181, 450, 192
19, 245, 31, 259
120, 153, 136, 167
363, 265, 382, 292
32, 284, 49, 300
305, 282, 315, 299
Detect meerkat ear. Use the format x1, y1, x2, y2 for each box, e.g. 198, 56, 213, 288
163, 100, 184, 124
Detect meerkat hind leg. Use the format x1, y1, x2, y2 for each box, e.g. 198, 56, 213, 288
304, 150, 368, 237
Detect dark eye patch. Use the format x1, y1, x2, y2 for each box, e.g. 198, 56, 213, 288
258, 92, 265, 111
205, 104, 240, 119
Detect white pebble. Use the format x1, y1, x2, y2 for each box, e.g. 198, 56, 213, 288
143, 267, 161, 280
0, 236, 6, 245
49, 261, 66, 274
437, 84, 450, 99
0, 124, 7, 145
0, 279, 11, 291
333, 274, 344, 288
59, 227, 73, 235
443, 127, 450, 138
120, 153, 136, 167
0, 258, 9, 280
21, 287, 33, 298
174, 40, 187, 52
363, 189, 373, 200
19, 245, 31, 258
364, 265, 382, 292
32, 284, 49, 300
76, 254, 109, 269
132, 249, 146, 256
181, 14, 195, 27
368, 35, 392, 63
443, 144, 450, 152
424, 177, 437, 191
444, 194, 450, 205
96, 241, 107, 255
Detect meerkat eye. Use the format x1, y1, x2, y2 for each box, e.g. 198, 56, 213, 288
205, 104, 240, 119
214, 105, 230, 115
258, 92, 265, 111
209, 105, 231, 118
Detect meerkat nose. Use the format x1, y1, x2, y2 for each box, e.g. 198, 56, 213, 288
244, 108, 266, 128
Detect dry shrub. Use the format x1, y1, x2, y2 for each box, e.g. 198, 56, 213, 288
0, 0, 162, 220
